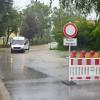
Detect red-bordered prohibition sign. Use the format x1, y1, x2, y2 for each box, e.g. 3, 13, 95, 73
63, 22, 78, 38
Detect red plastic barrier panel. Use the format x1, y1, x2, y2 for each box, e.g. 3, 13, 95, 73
78, 59, 82, 65
86, 59, 91, 65
95, 59, 99, 65
71, 59, 73, 65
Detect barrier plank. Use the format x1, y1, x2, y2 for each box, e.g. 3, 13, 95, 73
69, 58, 100, 81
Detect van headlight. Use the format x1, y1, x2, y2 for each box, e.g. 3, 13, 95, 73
20, 45, 24, 49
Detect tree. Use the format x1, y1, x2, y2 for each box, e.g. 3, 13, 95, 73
90, 22, 100, 50
6, 9, 21, 45
0, 0, 13, 36
52, 8, 71, 49
52, 9, 97, 50
21, 1, 51, 40
62, 0, 100, 19
20, 15, 38, 39
0, 0, 20, 45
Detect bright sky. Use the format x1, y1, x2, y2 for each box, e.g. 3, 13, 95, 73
13, 0, 59, 10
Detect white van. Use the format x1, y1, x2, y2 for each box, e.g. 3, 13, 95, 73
11, 36, 29, 53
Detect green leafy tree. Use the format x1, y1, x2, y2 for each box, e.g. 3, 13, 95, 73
52, 0, 100, 50
6, 9, 21, 44
52, 8, 71, 49
74, 17, 95, 50
52, 10, 97, 50
0, 0, 13, 36
20, 15, 38, 39
62, 0, 100, 18
21, 1, 51, 42
90, 22, 100, 50
0, 0, 21, 45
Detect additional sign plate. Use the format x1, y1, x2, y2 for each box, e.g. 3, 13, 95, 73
63, 22, 78, 38
63, 38, 77, 46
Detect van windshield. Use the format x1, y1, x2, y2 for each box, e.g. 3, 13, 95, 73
12, 40, 25, 45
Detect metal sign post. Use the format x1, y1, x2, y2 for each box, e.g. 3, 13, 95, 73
69, 46, 71, 58
63, 22, 78, 57
63, 22, 78, 55
63, 22, 78, 83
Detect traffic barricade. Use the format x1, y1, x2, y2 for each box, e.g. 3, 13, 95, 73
71, 50, 77, 65
69, 54, 100, 81
86, 50, 95, 65
78, 50, 86, 65
69, 58, 100, 80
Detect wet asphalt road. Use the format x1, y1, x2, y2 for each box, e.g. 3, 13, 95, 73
0, 45, 100, 100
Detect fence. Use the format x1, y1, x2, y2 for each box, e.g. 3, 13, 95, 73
69, 58, 100, 81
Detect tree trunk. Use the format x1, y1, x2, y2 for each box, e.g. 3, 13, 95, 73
6, 27, 10, 46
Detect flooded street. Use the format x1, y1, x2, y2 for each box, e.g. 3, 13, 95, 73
0, 45, 100, 100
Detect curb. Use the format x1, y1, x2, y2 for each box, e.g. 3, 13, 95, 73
0, 79, 12, 100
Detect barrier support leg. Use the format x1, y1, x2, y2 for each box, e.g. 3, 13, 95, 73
64, 57, 76, 86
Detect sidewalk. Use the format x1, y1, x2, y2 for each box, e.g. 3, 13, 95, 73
0, 79, 12, 100
0, 94, 2, 100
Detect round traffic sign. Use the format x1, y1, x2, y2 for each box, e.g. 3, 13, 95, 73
63, 22, 78, 38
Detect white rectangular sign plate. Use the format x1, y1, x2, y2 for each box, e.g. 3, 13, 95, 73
63, 38, 77, 46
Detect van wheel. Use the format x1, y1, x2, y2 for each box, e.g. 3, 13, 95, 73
22, 50, 25, 53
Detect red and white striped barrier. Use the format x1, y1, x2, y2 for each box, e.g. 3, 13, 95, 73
69, 58, 100, 80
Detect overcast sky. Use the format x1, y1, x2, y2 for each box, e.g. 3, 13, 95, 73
13, 0, 59, 10
13, 0, 96, 19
